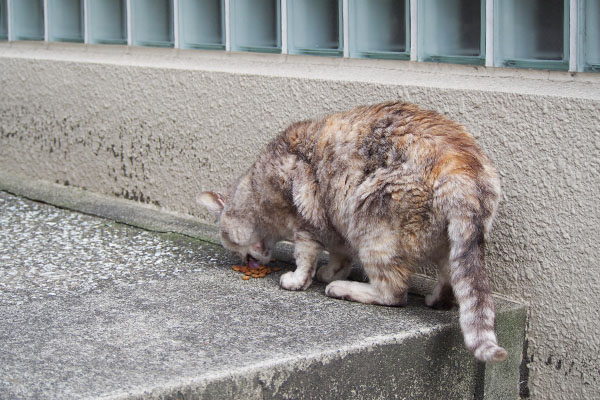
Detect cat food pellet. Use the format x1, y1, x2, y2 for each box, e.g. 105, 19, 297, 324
232, 263, 280, 280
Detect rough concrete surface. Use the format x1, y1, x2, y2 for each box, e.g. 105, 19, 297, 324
1, 43, 598, 399
0, 192, 524, 399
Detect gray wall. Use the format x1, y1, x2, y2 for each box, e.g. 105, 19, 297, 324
1, 43, 599, 399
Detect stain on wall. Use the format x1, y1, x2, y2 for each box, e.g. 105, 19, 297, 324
1, 54, 599, 400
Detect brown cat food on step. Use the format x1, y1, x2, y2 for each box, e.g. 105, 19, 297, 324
199, 101, 506, 362
233, 264, 272, 279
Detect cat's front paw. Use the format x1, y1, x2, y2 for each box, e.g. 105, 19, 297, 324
280, 271, 312, 291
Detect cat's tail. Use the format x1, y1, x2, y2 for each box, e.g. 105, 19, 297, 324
444, 173, 507, 363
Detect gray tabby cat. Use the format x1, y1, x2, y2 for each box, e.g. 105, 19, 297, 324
199, 101, 507, 362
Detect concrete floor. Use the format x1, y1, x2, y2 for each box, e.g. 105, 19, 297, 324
0, 191, 524, 399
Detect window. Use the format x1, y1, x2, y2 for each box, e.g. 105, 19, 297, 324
418, 0, 485, 65
230, 0, 281, 53
1, 0, 7, 40
580, 0, 600, 72
349, 0, 410, 60
2, 0, 598, 73
179, 0, 225, 50
288, 0, 342, 57
130, 0, 174, 47
48, 0, 84, 43
10, 0, 45, 41
495, 0, 569, 70
87, 0, 127, 45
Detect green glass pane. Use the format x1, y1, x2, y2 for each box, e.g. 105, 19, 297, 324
350, 0, 409, 59
88, 0, 127, 45
495, 0, 569, 69
179, 0, 224, 49
131, 0, 174, 47
48, 0, 84, 42
288, 0, 342, 56
1, 0, 8, 40
419, 0, 484, 63
11, 0, 45, 41
583, 0, 600, 71
230, 0, 280, 52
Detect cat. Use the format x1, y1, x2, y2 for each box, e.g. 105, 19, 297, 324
198, 101, 507, 362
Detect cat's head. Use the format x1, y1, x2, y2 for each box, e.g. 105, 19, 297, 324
197, 190, 273, 269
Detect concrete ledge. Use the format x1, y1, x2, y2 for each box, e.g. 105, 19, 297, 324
0, 170, 220, 244
1, 42, 599, 100
0, 176, 526, 399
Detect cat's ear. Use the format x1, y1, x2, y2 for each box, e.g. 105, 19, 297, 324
197, 191, 227, 216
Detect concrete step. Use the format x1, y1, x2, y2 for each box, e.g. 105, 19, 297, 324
0, 187, 526, 400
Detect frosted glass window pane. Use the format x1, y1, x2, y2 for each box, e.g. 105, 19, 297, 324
583, 0, 600, 71
11, 0, 45, 41
88, 0, 127, 45
350, 0, 409, 59
419, 0, 484, 64
131, 0, 174, 47
48, 0, 84, 42
1, 0, 7, 40
288, 0, 342, 56
179, 0, 224, 49
230, 0, 280, 53
495, 0, 569, 69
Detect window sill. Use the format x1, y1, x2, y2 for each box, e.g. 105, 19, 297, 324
1, 41, 599, 101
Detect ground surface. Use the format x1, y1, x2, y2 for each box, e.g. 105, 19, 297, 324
0, 191, 522, 399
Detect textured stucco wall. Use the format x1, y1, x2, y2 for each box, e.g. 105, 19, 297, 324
1, 44, 599, 399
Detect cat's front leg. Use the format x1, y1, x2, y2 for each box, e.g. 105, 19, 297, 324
280, 233, 322, 291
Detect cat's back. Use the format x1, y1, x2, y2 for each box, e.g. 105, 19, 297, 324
267, 101, 502, 261
284, 101, 495, 187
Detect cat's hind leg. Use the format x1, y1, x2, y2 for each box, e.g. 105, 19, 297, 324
425, 254, 457, 310
325, 261, 410, 306
280, 232, 322, 291
316, 252, 352, 283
